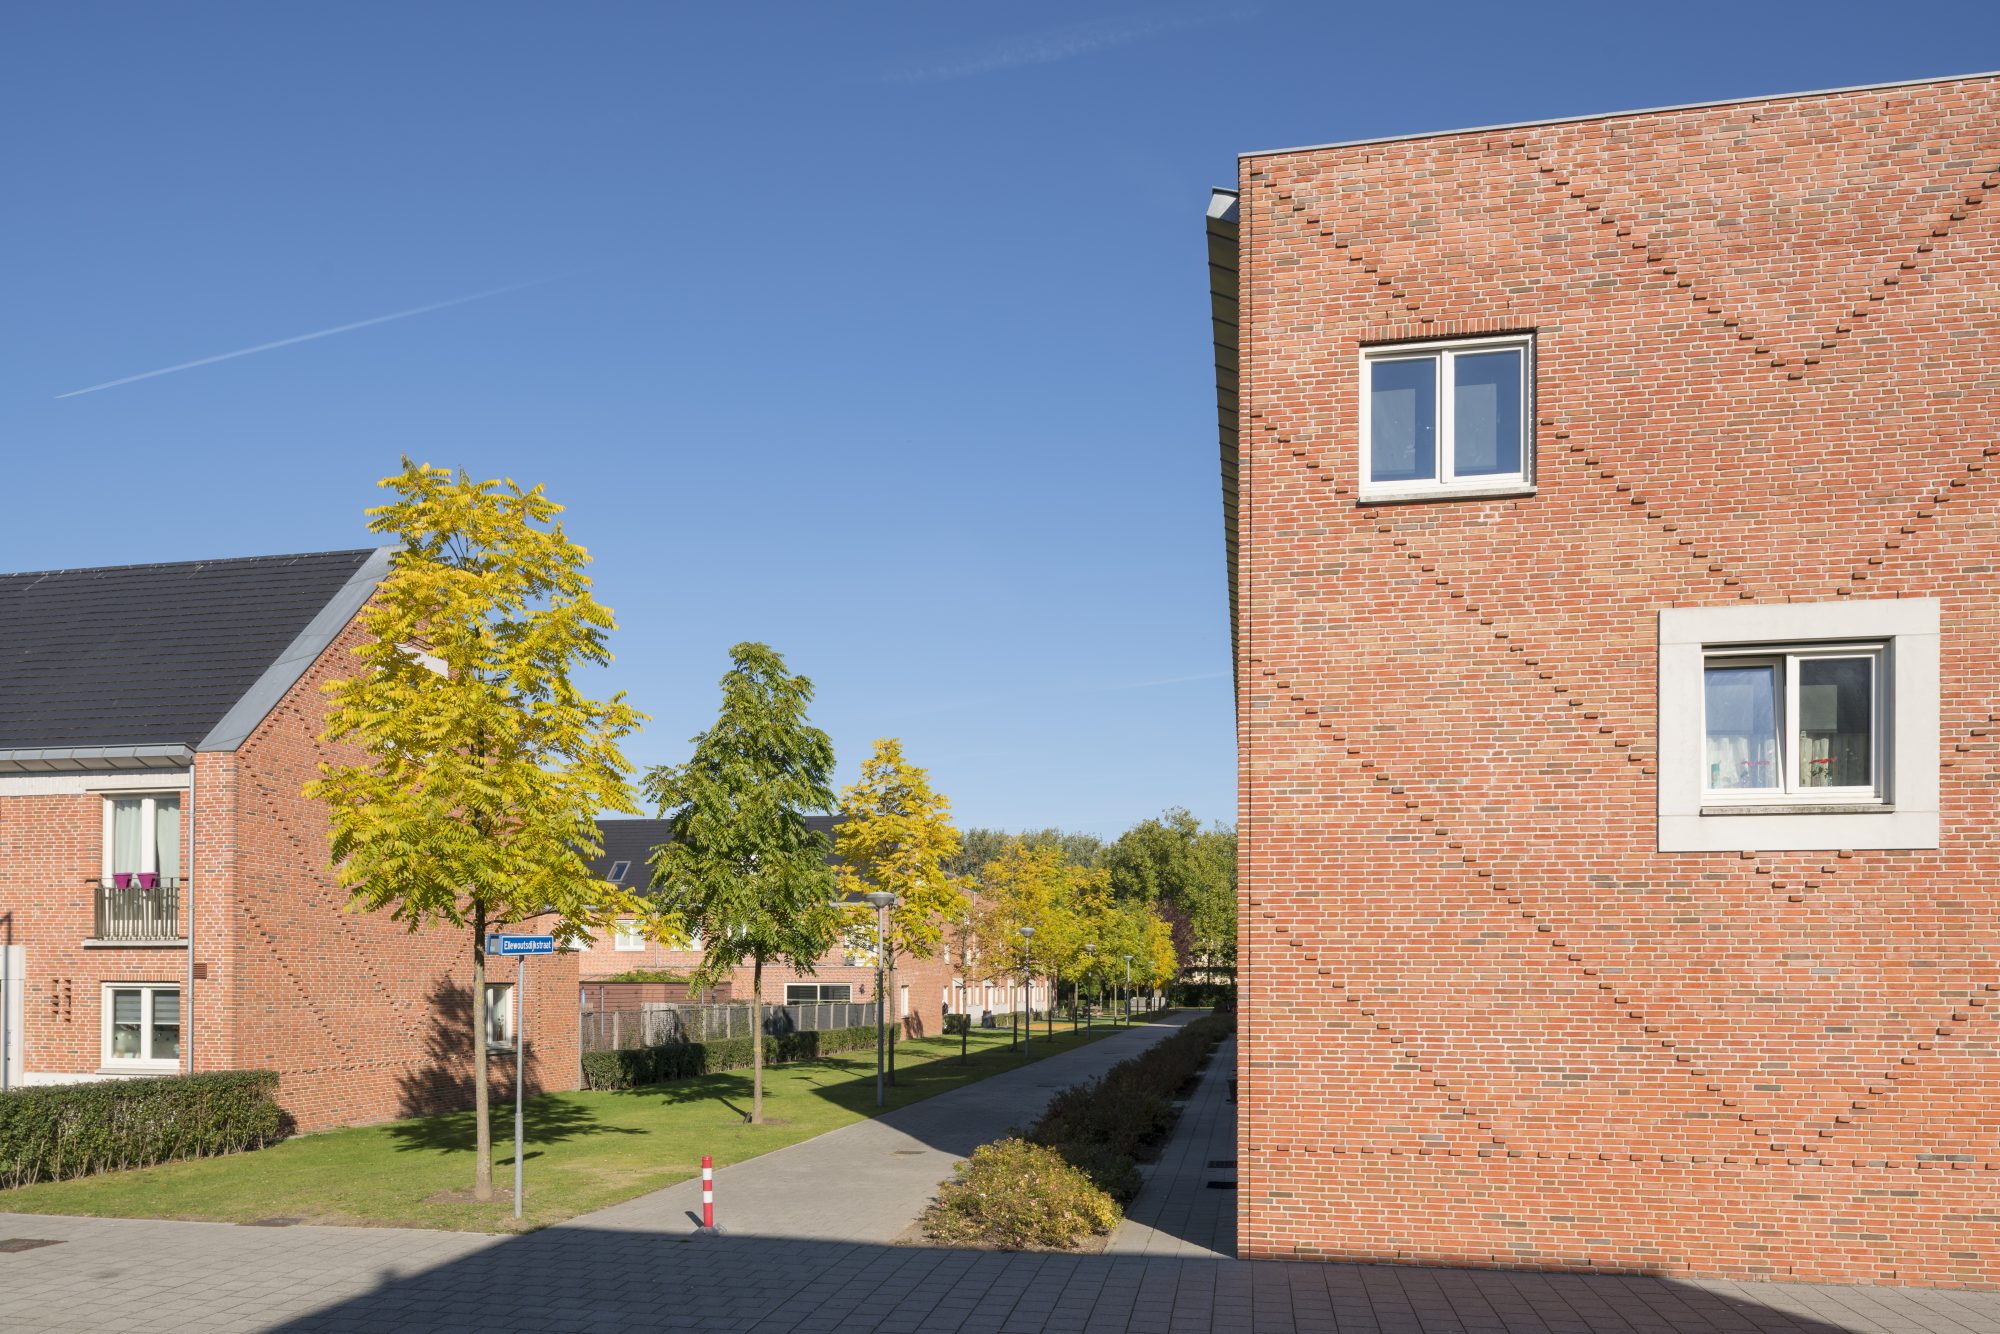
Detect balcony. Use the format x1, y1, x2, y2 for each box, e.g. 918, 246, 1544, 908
92, 877, 184, 943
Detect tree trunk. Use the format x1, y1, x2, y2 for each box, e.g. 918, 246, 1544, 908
750, 956, 764, 1124
471, 906, 493, 1202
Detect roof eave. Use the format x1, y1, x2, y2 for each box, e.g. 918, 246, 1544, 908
0, 744, 195, 774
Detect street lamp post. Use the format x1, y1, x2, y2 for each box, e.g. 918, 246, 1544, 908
1122, 954, 1133, 1027
1081, 944, 1096, 1030
864, 891, 898, 1107
1018, 925, 1035, 1053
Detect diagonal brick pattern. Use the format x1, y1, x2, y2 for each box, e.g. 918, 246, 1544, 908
1233, 74, 2000, 1285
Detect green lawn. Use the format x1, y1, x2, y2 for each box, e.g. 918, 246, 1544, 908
0, 1018, 1138, 1233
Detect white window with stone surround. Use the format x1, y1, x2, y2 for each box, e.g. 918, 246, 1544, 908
1657, 599, 1939, 852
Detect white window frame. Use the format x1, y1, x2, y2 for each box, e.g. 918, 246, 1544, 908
485, 982, 516, 1051
100, 983, 181, 1072
1358, 333, 1535, 502
1700, 643, 1885, 806
612, 921, 646, 952
606, 860, 631, 883
100, 792, 183, 881
1659, 599, 1938, 852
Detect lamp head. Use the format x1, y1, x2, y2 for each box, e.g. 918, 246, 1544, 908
863, 891, 898, 908
1018, 925, 1035, 937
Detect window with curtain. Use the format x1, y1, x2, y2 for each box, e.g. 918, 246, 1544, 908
103, 984, 180, 1067
1702, 647, 1881, 802
108, 795, 181, 881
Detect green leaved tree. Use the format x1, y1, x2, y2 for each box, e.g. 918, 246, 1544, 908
643, 642, 841, 1124
310, 460, 644, 1202
836, 738, 970, 1080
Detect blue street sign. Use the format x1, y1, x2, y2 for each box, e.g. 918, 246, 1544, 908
486, 934, 555, 957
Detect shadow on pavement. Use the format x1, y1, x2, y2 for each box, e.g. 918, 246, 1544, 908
253, 1225, 1934, 1334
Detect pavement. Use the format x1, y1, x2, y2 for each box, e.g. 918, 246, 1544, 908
1106, 1034, 1236, 1259
4, 1012, 2000, 1333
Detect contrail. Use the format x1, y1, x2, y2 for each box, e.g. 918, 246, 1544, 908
56, 275, 557, 399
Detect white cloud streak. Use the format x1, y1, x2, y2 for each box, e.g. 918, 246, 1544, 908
55, 275, 558, 399
886, 6, 1245, 83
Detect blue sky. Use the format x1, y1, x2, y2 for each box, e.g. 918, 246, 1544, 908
6, 4, 1997, 836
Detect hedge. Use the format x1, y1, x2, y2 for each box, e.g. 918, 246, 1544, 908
581, 1023, 879, 1091
1028, 1011, 1234, 1202
0, 1070, 285, 1188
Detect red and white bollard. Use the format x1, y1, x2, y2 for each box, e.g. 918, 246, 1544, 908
700, 1154, 715, 1230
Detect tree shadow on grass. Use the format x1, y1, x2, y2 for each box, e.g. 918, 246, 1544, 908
387, 1096, 644, 1155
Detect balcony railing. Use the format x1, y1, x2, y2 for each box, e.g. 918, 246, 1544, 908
93, 877, 184, 942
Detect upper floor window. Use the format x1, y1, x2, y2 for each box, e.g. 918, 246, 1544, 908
1360, 335, 1533, 500
105, 794, 181, 887
612, 921, 647, 951
605, 860, 631, 884
786, 983, 853, 1004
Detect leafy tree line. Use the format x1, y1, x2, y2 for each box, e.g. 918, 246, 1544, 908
310, 461, 1218, 1198
954, 809, 1236, 984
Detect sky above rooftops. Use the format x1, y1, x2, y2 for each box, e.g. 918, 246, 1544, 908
5, 2, 1996, 834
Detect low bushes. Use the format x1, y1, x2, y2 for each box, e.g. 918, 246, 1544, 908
580, 1023, 878, 1091
1027, 1011, 1233, 1201
921, 1010, 1235, 1250
920, 1138, 1120, 1251
0, 1070, 285, 1188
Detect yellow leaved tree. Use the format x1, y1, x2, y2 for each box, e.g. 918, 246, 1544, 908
835, 738, 969, 1082
309, 460, 644, 1203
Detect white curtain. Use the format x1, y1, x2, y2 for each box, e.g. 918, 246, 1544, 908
1705, 733, 1777, 790
1799, 733, 1869, 787
155, 798, 181, 881
112, 799, 144, 875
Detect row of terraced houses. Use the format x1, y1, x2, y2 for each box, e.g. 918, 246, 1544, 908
0, 66, 1993, 1292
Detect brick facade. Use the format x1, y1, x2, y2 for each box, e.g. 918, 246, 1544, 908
1230, 75, 2000, 1285
0, 603, 580, 1132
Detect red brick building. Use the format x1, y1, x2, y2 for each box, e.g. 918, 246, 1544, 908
1215, 73, 2000, 1285
578, 818, 972, 1037
0, 549, 579, 1131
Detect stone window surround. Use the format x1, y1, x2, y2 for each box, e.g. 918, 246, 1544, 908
1657, 598, 1939, 852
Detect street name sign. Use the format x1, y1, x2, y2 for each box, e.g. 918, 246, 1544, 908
486, 934, 555, 957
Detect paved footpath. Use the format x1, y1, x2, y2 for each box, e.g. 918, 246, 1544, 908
5, 1014, 2000, 1333
1106, 1034, 1236, 1259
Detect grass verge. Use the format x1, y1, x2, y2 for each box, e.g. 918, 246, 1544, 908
0, 1018, 1139, 1233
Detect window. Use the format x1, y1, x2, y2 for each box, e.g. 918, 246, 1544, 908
1703, 647, 1880, 800
1360, 335, 1533, 500
102, 984, 180, 1070
606, 860, 631, 884
785, 983, 852, 1003
612, 921, 646, 952
1658, 599, 1938, 852
104, 794, 181, 886
485, 983, 516, 1050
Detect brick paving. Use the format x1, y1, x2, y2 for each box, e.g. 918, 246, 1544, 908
4, 1014, 1999, 1332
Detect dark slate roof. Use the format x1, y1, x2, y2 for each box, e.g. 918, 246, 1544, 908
591, 815, 843, 888
0, 548, 381, 751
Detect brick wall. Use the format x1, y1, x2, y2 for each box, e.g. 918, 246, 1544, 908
1233, 75, 2000, 1285
0, 779, 200, 1078
216, 613, 580, 1131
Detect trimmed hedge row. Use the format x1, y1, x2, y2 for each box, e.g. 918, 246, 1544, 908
0, 1070, 285, 1189
581, 1024, 879, 1091
1028, 1011, 1235, 1202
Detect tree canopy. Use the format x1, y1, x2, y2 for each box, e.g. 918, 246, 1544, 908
310, 459, 642, 1200
642, 642, 841, 1123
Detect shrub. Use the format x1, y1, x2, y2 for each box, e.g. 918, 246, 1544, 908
580, 1024, 879, 1090
943, 1013, 971, 1036
1024, 1012, 1235, 1203
598, 968, 690, 983
0, 1070, 285, 1188
921, 1138, 1120, 1250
